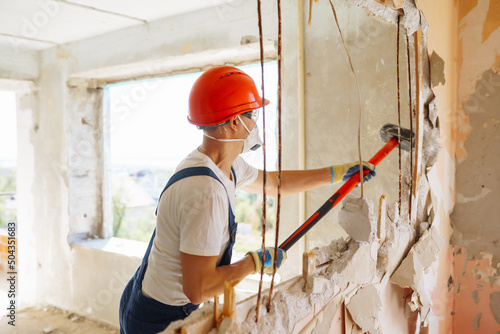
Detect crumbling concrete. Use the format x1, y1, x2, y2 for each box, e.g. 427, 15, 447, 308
346, 284, 382, 333
338, 195, 377, 243
390, 224, 444, 322
164, 187, 432, 334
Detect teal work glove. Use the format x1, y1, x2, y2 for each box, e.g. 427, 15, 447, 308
247, 247, 287, 275
331, 161, 376, 184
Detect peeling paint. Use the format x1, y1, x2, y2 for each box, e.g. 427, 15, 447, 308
491, 291, 500, 324
472, 290, 480, 304
430, 51, 445, 87
472, 312, 482, 330
482, 0, 500, 43
453, 247, 500, 332
458, 0, 479, 23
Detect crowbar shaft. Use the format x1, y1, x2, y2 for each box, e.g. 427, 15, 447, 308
279, 137, 399, 252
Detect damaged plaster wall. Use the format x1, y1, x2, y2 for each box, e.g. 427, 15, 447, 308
450, 0, 500, 332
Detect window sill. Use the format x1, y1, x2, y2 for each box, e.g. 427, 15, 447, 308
69, 235, 148, 258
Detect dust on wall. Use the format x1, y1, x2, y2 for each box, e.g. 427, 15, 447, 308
450, 0, 500, 332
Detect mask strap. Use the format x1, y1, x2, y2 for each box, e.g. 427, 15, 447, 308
204, 115, 254, 142
238, 115, 252, 134
203, 133, 243, 142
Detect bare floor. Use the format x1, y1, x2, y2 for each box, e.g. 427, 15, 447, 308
0, 306, 119, 334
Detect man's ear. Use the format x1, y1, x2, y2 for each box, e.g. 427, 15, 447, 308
228, 116, 239, 130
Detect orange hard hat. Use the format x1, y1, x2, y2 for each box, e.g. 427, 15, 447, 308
188, 66, 270, 127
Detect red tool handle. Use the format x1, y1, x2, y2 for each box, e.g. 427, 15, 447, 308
279, 138, 399, 251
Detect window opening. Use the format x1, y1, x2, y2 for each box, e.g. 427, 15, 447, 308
0, 91, 17, 229
106, 62, 278, 246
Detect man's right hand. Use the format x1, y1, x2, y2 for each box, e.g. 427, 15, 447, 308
331, 161, 376, 184
247, 247, 287, 275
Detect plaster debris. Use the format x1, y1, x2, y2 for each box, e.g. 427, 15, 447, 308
237, 281, 313, 334
389, 224, 444, 321
422, 123, 441, 167
390, 250, 431, 321
428, 96, 439, 127
418, 221, 430, 238
401, 0, 421, 35
313, 238, 348, 266
406, 291, 422, 313
377, 203, 414, 278
339, 195, 377, 243
326, 241, 378, 289
164, 302, 215, 333
390, 224, 443, 279
391, 250, 425, 292
412, 225, 444, 269
346, 285, 382, 333
168, 194, 420, 334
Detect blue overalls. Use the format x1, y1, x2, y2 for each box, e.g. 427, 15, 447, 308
119, 166, 238, 334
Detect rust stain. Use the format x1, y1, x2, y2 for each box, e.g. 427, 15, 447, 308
482, 0, 500, 43
458, 0, 479, 24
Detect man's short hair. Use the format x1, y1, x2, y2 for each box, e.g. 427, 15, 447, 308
197, 120, 229, 131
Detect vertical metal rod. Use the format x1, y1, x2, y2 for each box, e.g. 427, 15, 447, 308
412, 30, 421, 214
298, 0, 306, 228
396, 15, 402, 215
267, 0, 282, 312
255, 0, 266, 322
406, 33, 414, 221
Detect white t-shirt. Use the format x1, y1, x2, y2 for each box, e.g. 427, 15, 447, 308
141, 149, 258, 306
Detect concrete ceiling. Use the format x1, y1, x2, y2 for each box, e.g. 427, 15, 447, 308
0, 0, 219, 52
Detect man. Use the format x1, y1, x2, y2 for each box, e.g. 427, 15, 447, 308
119, 65, 375, 333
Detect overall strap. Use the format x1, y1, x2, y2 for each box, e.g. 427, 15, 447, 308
138, 166, 236, 283
231, 166, 237, 187
136, 167, 229, 285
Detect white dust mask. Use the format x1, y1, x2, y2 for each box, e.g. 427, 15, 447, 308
202, 115, 263, 154
239, 116, 263, 153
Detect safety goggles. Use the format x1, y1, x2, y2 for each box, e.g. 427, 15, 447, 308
241, 109, 260, 122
